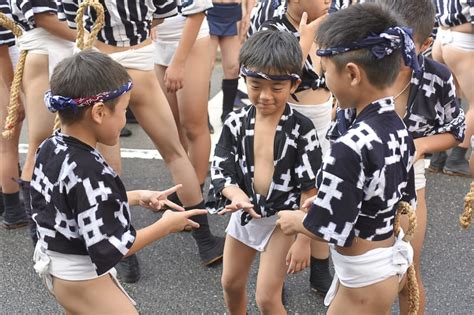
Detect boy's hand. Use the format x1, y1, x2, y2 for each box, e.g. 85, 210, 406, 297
277, 210, 305, 235
138, 185, 185, 212
218, 199, 261, 219
286, 236, 311, 274
299, 12, 328, 42
160, 209, 208, 233
301, 195, 317, 212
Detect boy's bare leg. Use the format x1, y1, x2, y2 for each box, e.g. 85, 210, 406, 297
328, 275, 399, 315
154, 64, 188, 150
221, 234, 257, 315
126, 69, 202, 206
256, 226, 294, 315
399, 188, 427, 315
176, 37, 212, 184
21, 53, 55, 182
53, 275, 138, 315
209, 36, 219, 73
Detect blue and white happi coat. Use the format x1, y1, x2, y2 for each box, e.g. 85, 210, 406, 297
31, 131, 136, 276
207, 104, 323, 225
329, 55, 465, 143
303, 97, 417, 247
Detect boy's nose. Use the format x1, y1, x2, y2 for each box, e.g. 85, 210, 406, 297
259, 87, 273, 101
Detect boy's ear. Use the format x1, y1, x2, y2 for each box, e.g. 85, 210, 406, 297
345, 62, 361, 87
90, 102, 106, 124
290, 78, 302, 94
420, 36, 433, 54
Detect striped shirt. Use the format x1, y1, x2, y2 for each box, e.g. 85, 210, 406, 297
329, 0, 364, 13
247, 0, 286, 38
10, 0, 58, 31
0, 0, 15, 46
57, 0, 79, 29
84, 0, 178, 47
434, 0, 473, 26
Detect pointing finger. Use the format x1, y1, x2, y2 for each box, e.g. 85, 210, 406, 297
163, 199, 185, 212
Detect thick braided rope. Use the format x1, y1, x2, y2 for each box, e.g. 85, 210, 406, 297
0, 12, 27, 139
393, 201, 419, 315
460, 181, 474, 229
53, 0, 105, 131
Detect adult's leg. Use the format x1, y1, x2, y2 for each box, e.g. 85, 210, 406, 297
176, 36, 212, 184
399, 188, 427, 315
433, 37, 474, 176
219, 35, 240, 122
53, 275, 138, 314
154, 64, 187, 150
0, 46, 22, 195
21, 53, 54, 182
221, 234, 257, 315
127, 69, 202, 206
255, 226, 294, 315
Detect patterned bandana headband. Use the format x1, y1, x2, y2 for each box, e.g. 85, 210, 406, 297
44, 80, 133, 113
240, 66, 301, 82
316, 26, 421, 73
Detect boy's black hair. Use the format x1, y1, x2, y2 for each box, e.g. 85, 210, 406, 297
316, 3, 403, 88
368, 0, 435, 44
240, 30, 303, 77
50, 49, 131, 125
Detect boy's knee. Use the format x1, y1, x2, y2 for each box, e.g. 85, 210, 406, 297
223, 62, 239, 77
255, 289, 281, 312
221, 275, 245, 296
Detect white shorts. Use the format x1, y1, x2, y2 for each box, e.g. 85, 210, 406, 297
153, 15, 210, 66
108, 43, 155, 71
324, 229, 413, 306
33, 243, 136, 305
16, 28, 74, 75
226, 210, 278, 252
289, 96, 333, 156
413, 158, 426, 191
437, 27, 474, 51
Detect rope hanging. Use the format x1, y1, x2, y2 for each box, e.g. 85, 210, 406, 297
0, 12, 27, 139
460, 181, 473, 229
394, 201, 419, 315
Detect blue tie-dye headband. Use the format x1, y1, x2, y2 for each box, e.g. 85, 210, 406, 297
44, 80, 133, 113
316, 26, 420, 73
240, 66, 301, 81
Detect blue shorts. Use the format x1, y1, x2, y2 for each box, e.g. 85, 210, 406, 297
207, 3, 242, 37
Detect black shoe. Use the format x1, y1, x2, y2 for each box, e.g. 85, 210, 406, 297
187, 202, 225, 266
1, 191, 28, 230
309, 257, 333, 296
120, 127, 132, 137
116, 254, 141, 283
427, 151, 448, 173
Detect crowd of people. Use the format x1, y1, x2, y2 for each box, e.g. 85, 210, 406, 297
0, 0, 472, 314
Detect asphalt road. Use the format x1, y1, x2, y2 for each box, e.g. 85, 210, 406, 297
0, 66, 472, 315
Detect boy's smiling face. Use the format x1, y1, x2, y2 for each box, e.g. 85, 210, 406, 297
245, 71, 299, 117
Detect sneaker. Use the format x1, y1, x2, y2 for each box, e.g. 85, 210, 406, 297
116, 254, 141, 283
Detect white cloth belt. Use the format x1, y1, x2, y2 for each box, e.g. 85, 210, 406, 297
324, 229, 414, 306
107, 43, 156, 71
33, 242, 136, 305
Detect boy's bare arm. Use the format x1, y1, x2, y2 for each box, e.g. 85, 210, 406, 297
414, 133, 460, 161
34, 12, 77, 42
126, 209, 207, 256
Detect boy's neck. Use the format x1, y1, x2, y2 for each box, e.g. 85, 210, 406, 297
61, 123, 98, 148
285, 8, 302, 29
354, 86, 393, 116
255, 104, 287, 125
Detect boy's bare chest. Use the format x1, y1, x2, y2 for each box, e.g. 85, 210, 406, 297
253, 125, 276, 197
